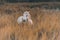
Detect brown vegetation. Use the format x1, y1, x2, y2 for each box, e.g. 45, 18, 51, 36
0, 3, 60, 40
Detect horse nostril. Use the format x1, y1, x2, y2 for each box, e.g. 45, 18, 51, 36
26, 15, 28, 17
23, 19, 28, 22
23, 20, 25, 22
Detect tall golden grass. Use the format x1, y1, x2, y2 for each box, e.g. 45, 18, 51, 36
0, 3, 60, 40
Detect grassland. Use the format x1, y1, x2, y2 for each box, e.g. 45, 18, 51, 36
0, 3, 60, 40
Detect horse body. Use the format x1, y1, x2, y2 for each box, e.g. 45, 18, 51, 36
17, 11, 33, 25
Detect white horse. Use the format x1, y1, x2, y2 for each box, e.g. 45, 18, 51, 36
17, 11, 33, 25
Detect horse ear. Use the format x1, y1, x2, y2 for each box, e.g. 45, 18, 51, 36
26, 10, 30, 13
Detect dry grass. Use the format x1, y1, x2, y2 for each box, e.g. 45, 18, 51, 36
0, 3, 60, 40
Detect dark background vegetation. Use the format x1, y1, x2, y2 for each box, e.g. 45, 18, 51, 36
0, 0, 60, 3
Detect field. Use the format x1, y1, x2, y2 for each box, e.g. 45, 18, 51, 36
0, 3, 60, 40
